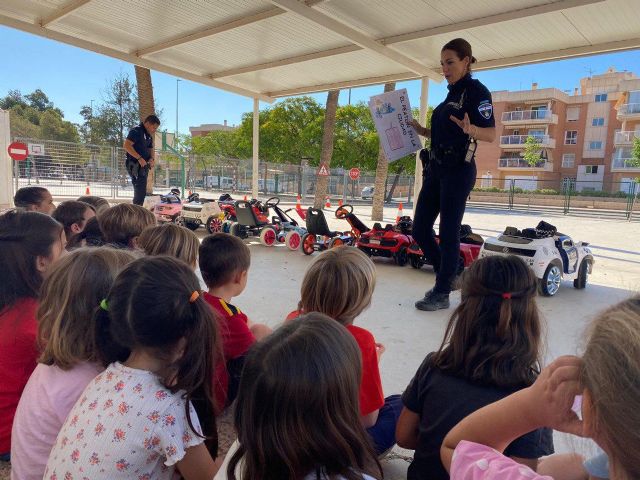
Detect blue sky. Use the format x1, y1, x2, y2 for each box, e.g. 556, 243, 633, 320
2, 25, 640, 135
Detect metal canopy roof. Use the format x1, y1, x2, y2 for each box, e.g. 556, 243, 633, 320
1, 0, 640, 103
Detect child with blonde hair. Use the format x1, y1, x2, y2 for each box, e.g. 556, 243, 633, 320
138, 223, 200, 267
98, 202, 155, 249
292, 246, 401, 455
11, 247, 136, 480
441, 295, 640, 480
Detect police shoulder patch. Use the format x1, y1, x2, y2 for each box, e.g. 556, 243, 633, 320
478, 100, 493, 120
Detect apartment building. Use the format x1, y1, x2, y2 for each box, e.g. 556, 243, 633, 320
189, 120, 237, 137
475, 67, 640, 193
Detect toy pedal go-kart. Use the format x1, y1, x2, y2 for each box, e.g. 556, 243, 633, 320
177, 192, 225, 233
357, 215, 414, 266
264, 197, 306, 251
479, 221, 594, 296
301, 205, 359, 255
407, 224, 484, 273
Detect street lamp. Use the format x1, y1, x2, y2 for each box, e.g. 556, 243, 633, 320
176, 79, 182, 146
89, 99, 95, 144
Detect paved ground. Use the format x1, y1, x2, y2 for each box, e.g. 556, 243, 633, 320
2, 202, 638, 478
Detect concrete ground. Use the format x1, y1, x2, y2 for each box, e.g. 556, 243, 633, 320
2, 202, 637, 479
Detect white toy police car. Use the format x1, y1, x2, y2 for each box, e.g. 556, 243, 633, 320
176, 193, 224, 233
479, 221, 594, 296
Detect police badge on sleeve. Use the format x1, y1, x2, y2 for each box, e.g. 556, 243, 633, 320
478, 100, 493, 120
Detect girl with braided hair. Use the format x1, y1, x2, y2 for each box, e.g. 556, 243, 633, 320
396, 255, 554, 480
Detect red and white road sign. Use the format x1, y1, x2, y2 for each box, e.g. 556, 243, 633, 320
317, 163, 330, 176
7, 141, 29, 161
349, 167, 361, 181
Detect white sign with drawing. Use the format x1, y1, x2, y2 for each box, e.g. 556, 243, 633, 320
368, 88, 421, 162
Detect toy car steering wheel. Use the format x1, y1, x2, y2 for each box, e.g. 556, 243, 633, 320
335, 204, 353, 219
265, 197, 280, 207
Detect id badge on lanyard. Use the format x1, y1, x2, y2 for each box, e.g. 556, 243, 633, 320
464, 138, 477, 163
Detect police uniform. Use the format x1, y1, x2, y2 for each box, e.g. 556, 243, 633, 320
413, 73, 494, 296
125, 122, 153, 205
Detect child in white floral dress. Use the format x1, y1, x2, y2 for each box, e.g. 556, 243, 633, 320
44, 256, 221, 480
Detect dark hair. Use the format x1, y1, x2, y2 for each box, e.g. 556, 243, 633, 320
98, 203, 156, 247
442, 38, 477, 71
14, 186, 50, 209
52, 200, 95, 240
66, 216, 105, 249
199, 233, 250, 289
228, 313, 381, 480
76, 195, 110, 214
95, 256, 219, 455
431, 255, 541, 388
0, 210, 64, 313
144, 114, 161, 126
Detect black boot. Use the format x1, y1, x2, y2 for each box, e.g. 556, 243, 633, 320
415, 290, 450, 311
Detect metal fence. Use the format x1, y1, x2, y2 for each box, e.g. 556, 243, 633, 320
11, 137, 640, 220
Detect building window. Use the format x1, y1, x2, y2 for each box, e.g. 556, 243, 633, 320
586, 165, 599, 174
595, 93, 608, 102
562, 154, 575, 168
589, 141, 603, 150
566, 107, 580, 121
565, 130, 578, 145
592, 117, 605, 126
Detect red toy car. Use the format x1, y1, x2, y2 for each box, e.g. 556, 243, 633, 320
407, 224, 484, 272
356, 216, 414, 266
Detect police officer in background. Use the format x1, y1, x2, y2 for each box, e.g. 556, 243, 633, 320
123, 114, 161, 205
408, 38, 496, 311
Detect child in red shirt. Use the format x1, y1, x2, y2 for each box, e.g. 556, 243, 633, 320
199, 233, 271, 409
288, 246, 401, 455
0, 210, 66, 459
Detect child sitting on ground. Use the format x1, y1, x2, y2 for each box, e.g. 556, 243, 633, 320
199, 233, 272, 408
218, 313, 382, 480
11, 247, 136, 480
98, 202, 155, 249
396, 255, 553, 480
44, 256, 221, 479
289, 246, 401, 455
76, 195, 110, 215
0, 211, 65, 461
52, 200, 96, 247
441, 295, 640, 480
138, 223, 200, 268
13, 186, 55, 215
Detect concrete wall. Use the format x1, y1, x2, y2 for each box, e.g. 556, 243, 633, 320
0, 110, 13, 209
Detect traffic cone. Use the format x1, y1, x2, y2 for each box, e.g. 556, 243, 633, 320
188, 190, 192, 196
296, 194, 301, 209
325, 196, 331, 209
244, 194, 248, 201
396, 202, 404, 223
295, 194, 306, 220
338, 199, 343, 207
85, 186, 90, 195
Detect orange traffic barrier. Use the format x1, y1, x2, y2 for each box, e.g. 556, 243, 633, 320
396, 202, 404, 223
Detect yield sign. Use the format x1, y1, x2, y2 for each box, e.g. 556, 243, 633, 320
317, 163, 330, 176
8, 141, 29, 161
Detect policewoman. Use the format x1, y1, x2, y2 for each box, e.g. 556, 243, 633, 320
409, 38, 496, 311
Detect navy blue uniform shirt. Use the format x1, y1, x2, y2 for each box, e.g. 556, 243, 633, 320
125, 123, 153, 163
431, 73, 495, 157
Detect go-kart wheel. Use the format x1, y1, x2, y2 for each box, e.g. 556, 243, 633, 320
302, 233, 315, 255
539, 263, 562, 297
265, 196, 280, 207
184, 221, 199, 231
285, 231, 302, 251
394, 246, 408, 266
328, 237, 344, 249
259, 227, 277, 246
229, 222, 240, 237
409, 255, 421, 269
358, 246, 371, 256
573, 259, 589, 289
175, 216, 185, 227
206, 216, 223, 234
335, 204, 353, 219
456, 256, 465, 275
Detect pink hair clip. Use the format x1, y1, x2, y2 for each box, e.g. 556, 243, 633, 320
502, 292, 512, 299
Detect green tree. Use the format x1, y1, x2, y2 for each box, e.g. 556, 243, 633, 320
39, 109, 80, 142
523, 135, 544, 166
631, 136, 640, 168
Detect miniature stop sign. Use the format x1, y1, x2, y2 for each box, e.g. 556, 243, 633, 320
349, 168, 360, 181
7, 142, 29, 161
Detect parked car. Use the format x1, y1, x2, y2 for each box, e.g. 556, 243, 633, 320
361, 186, 374, 199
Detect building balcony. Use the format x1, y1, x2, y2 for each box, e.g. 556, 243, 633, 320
499, 135, 556, 149
614, 131, 640, 146
501, 110, 558, 125
616, 103, 640, 120
498, 157, 552, 170
611, 157, 640, 172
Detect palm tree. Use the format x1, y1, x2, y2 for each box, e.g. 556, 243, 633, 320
313, 90, 340, 209
134, 65, 156, 194
371, 82, 396, 220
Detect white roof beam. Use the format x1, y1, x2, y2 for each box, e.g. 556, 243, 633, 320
0, 14, 274, 103
39, 0, 92, 27
269, 0, 440, 81
381, 0, 605, 46
136, 0, 325, 57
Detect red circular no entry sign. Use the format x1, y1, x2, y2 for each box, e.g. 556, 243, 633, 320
8, 142, 29, 161
349, 167, 360, 181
